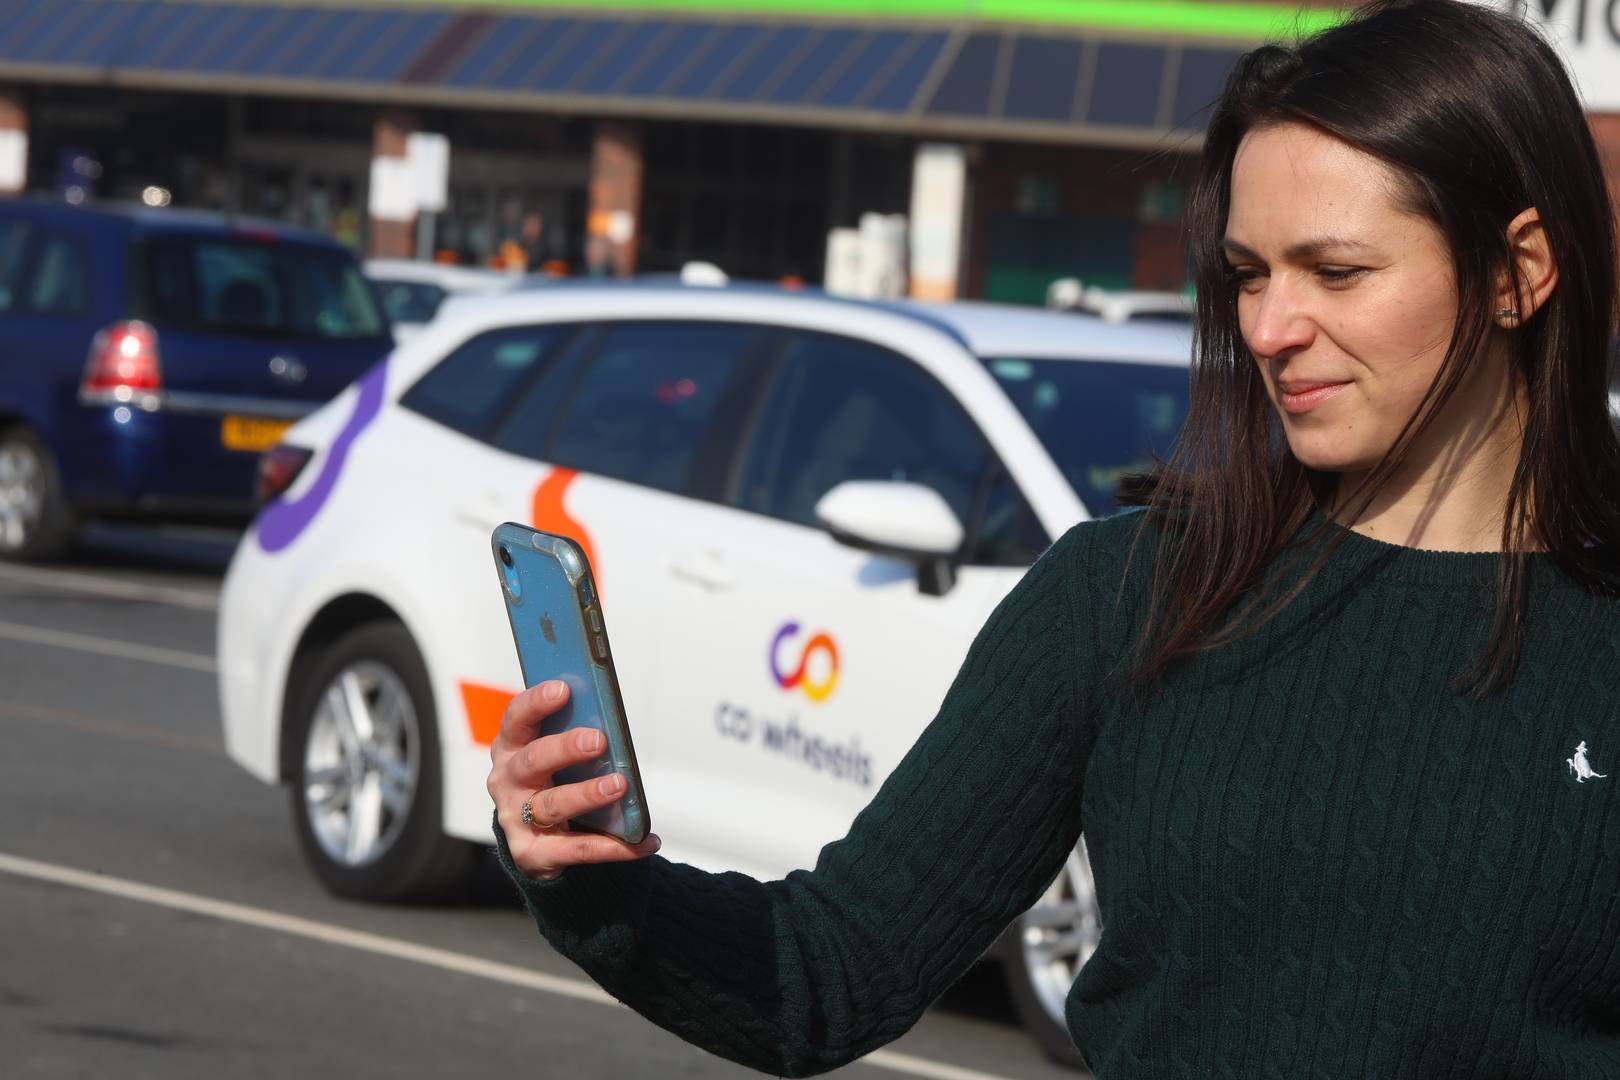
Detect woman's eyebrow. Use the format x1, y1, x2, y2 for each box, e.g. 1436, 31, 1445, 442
1223, 236, 1378, 260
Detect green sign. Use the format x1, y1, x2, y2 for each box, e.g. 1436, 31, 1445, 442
387, 0, 1347, 39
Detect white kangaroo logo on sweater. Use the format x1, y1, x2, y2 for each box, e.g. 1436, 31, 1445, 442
1568, 741, 1607, 783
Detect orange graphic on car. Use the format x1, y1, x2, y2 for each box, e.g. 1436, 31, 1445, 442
461, 467, 600, 747
531, 467, 601, 598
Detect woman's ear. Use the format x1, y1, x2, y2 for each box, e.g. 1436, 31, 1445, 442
1494, 207, 1558, 328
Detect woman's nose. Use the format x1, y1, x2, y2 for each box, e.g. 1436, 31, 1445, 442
1243, 279, 1315, 360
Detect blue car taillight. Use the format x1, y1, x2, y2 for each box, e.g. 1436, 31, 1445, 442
81, 320, 162, 407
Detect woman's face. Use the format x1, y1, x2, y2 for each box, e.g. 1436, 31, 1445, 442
1224, 122, 1466, 474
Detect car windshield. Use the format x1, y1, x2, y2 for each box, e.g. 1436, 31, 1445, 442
374, 279, 448, 326
982, 356, 1190, 512
140, 234, 388, 341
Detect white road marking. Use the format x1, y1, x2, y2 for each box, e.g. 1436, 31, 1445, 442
0, 562, 219, 610
0, 619, 216, 673
0, 851, 1023, 1080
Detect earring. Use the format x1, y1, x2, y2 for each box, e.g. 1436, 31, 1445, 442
1496, 307, 1521, 322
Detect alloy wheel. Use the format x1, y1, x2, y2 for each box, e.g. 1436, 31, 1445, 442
0, 440, 45, 553
302, 660, 421, 867
1020, 840, 1103, 1025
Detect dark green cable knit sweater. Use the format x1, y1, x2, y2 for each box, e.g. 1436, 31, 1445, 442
494, 508, 1620, 1078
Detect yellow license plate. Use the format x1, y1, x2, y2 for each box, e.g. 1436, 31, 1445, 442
221, 415, 294, 453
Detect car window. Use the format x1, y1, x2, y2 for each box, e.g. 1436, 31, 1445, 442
375, 279, 447, 325
736, 332, 988, 532
401, 324, 572, 439
0, 218, 34, 313
548, 321, 757, 496
491, 325, 601, 462
141, 235, 387, 341
24, 231, 90, 316
983, 357, 1188, 513
973, 466, 1050, 567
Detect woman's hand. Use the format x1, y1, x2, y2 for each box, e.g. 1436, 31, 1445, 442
488, 680, 660, 881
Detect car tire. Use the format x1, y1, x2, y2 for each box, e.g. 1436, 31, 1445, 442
1001, 840, 1102, 1071
288, 620, 481, 902
0, 425, 76, 562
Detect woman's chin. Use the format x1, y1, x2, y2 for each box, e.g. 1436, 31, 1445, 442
1285, 434, 1383, 475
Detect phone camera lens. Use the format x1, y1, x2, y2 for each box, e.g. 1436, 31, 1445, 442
499, 545, 513, 568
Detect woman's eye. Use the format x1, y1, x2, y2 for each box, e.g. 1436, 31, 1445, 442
1316, 266, 1368, 286
1226, 266, 1265, 292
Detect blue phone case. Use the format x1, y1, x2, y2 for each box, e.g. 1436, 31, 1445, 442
491, 522, 650, 845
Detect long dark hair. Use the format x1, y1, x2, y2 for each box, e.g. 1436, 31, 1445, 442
1121, 0, 1620, 694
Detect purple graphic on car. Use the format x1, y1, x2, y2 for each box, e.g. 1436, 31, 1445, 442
256, 361, 388, 554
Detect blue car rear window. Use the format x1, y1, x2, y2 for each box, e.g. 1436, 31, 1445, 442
138, 234, 388, 341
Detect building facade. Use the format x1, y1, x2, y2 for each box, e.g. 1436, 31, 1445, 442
0, 0, 1612, 302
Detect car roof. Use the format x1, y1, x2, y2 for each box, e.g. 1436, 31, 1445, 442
488, 279, 1192, 364
363, 259, 516, 292
0, 196, 343, 247
872, 297, 1191, 362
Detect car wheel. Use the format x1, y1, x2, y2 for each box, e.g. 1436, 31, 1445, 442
0, 426, 76, 562
1002, 840, 1102, 1070
288, 621, 480, 902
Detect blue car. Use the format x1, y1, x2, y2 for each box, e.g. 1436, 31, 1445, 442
0, 199, 392, 559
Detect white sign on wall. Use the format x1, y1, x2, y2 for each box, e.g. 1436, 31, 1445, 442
823, 214, 908, 300
909, 143, 966, 301
1494, 0, 1620, 111
406, 132, 449, 214
0, 130, 25, 193
369, 132, 451, 222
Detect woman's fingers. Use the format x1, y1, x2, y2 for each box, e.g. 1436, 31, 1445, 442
507, 831, 662, 881
504, 726, 607, 790
521, 772, 628, 830
492, 680, 571, 753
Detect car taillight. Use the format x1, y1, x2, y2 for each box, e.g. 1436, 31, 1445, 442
83, 321, 162, 397
256, 444, 313, 506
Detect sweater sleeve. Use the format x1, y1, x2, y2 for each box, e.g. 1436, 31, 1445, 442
493, 523, 1100, 1077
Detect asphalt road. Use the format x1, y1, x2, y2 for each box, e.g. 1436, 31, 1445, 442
0, 525, 1078, 1080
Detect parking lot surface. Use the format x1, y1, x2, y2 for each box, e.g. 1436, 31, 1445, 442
0, 526, 1076, 1080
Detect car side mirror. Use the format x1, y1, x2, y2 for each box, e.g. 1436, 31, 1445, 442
814, 480, 965, 596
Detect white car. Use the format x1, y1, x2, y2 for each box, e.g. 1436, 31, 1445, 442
363, 258, 517, 342
1045, 277, 1194, 324
217, 282, 1191, 1065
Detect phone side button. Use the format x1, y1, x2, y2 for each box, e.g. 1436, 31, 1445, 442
591, 635, 609, 661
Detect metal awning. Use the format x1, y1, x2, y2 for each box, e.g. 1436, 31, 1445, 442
0, 1, 1246, 147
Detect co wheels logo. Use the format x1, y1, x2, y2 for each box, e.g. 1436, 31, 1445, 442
770, 622, 840, 703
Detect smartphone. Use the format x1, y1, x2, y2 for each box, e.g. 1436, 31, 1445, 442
491, 522, 650, 845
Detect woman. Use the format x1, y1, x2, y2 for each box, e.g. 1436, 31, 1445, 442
487, 1, 1620, 1074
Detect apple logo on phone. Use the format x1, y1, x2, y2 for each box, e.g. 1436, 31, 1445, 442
540, 614, 557, 645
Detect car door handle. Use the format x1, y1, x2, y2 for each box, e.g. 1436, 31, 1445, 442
669, 551, 734, 591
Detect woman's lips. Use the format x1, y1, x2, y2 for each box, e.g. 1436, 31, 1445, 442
1277, 379, 1351, 415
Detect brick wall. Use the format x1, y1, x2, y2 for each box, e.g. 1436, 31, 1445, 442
1591, 115, 1620, 258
